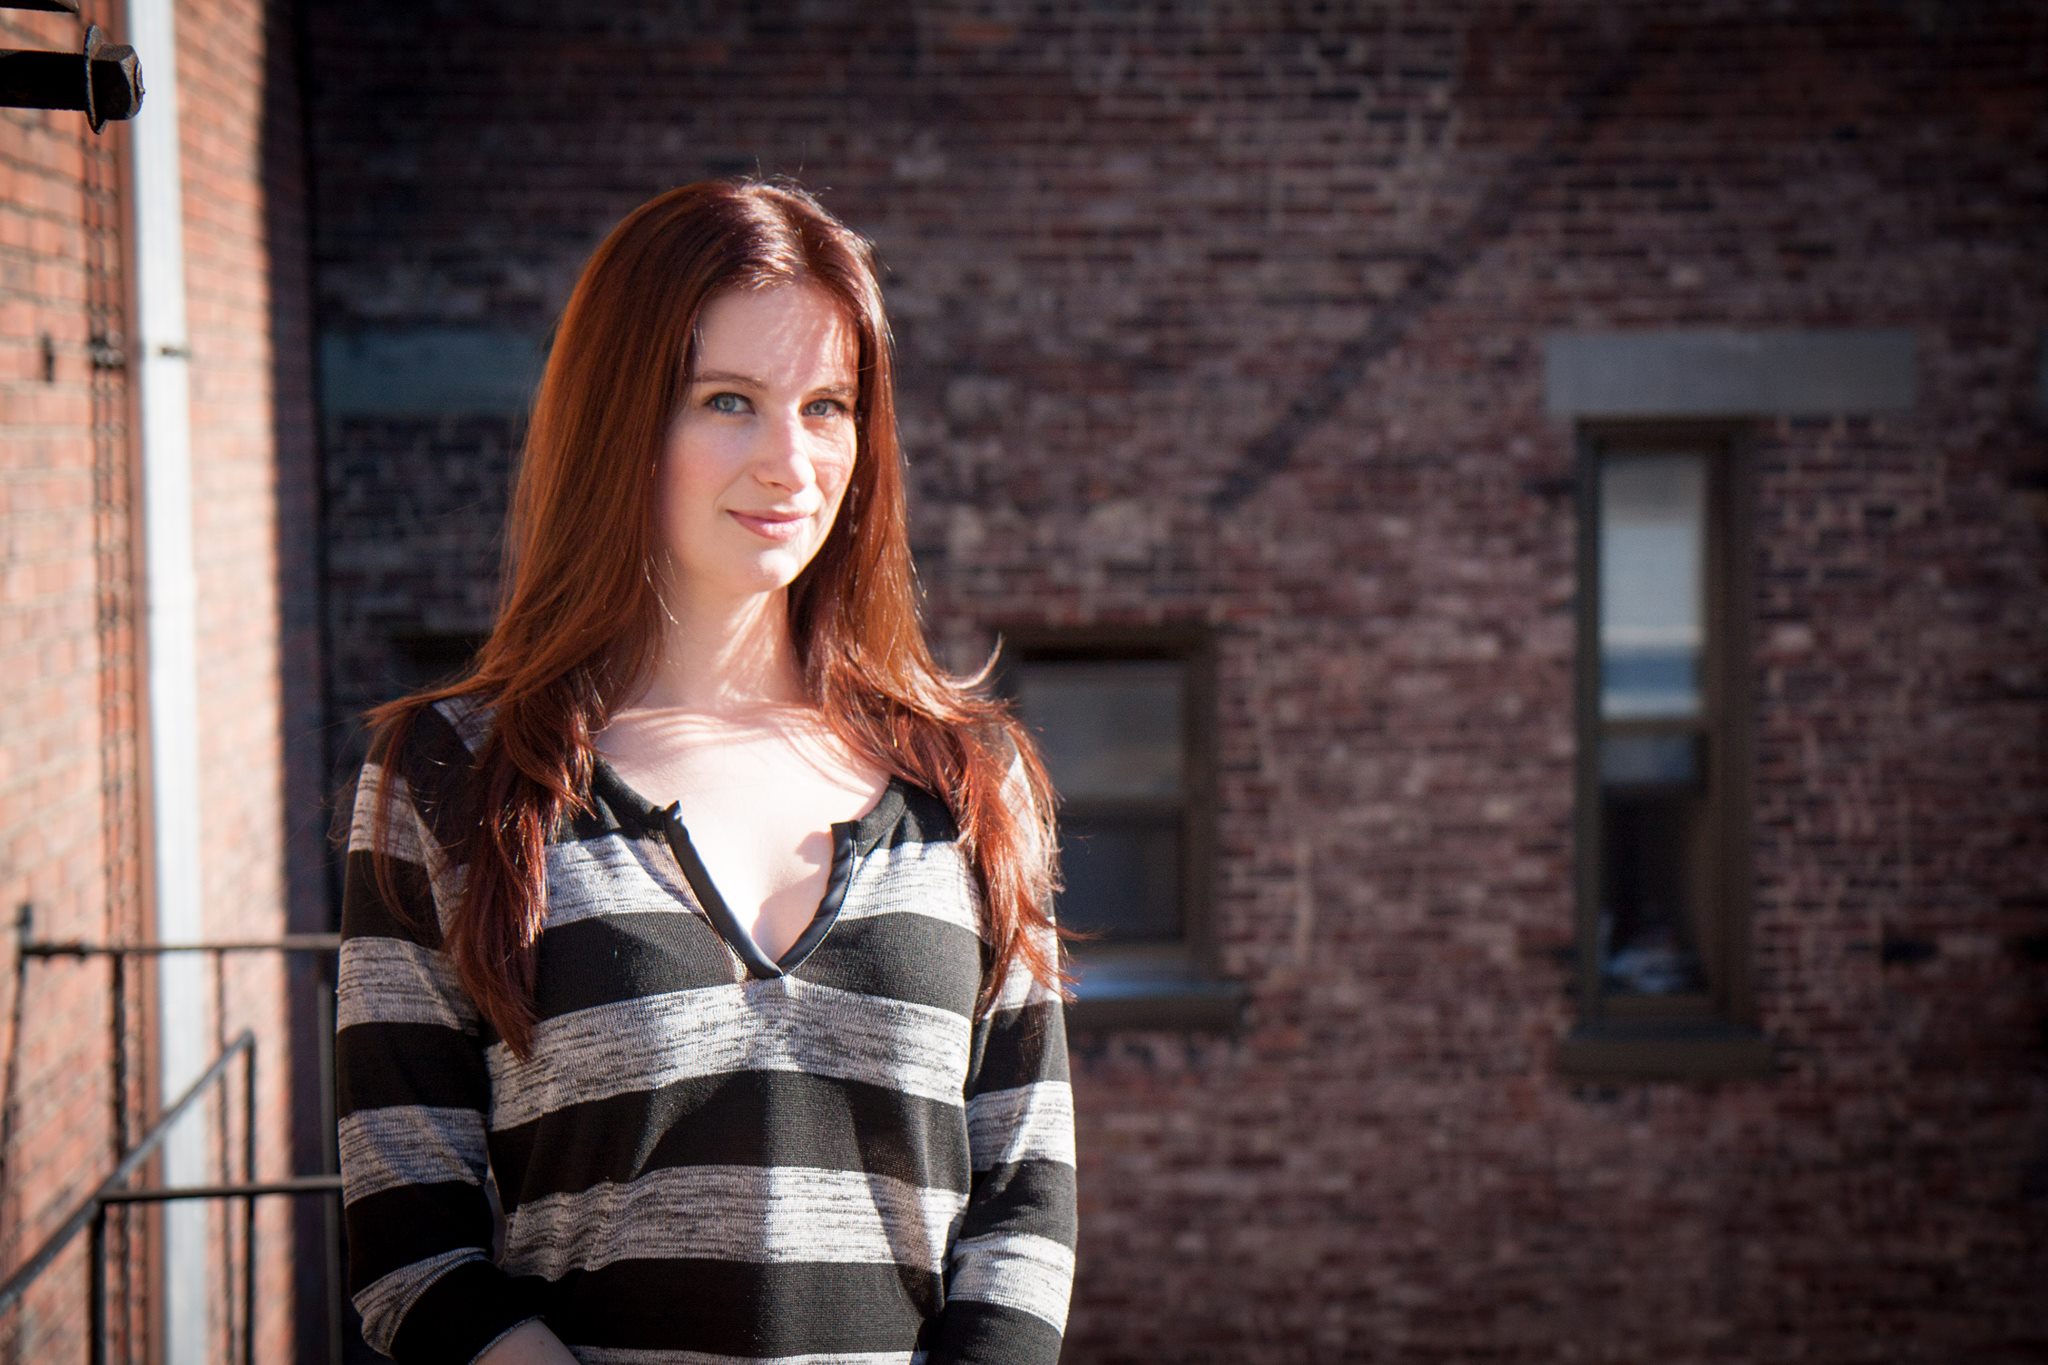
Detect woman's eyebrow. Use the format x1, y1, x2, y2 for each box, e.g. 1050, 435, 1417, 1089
693, 369, 857, 399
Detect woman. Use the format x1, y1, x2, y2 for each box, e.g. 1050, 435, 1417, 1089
333, 176, 1078, 1365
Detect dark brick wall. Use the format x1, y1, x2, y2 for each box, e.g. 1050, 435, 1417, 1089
306, 2, 2048, 1359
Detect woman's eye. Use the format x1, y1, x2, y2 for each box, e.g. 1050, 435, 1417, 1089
707, 392, 748, 414
805, 397, 853, 418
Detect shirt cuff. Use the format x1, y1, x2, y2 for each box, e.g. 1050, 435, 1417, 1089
387, 1257, 543, 1364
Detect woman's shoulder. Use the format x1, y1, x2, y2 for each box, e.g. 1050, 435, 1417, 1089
885, 776, 961, 850
366, 692, 495, 834
426, 692, 497, 757
382, 693, 490, 773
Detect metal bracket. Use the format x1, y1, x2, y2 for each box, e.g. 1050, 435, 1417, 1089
0, 22, 144, 133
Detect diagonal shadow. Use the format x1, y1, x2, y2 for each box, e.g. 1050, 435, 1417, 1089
1207, 26, 1647, 512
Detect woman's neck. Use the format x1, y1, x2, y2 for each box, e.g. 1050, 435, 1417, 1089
625, 583, 808, 716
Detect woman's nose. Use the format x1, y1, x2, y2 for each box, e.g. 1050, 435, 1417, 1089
753, 409, 817, 487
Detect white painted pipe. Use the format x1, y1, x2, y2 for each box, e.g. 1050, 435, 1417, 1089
123, 0, 211, 1360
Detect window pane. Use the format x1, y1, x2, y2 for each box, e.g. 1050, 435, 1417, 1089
388, 630, 485, 694
1597, 778, 1712, 996
1014, 659, 1184, 799
1053, 812, 1183, 944
1600, 452, 1706, 721
1600, 729, 1700, 785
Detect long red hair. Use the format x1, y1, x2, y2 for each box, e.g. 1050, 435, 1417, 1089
341, 175, 1074, 1059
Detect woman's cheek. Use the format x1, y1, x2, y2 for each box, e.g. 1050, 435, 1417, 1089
822, 442, 858, 495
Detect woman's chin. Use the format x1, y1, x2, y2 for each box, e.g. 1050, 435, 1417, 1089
668, 544, 822, 601
722, 555, 813, 596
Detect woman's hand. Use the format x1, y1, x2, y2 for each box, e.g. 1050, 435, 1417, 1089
476, 1318, 581, 1364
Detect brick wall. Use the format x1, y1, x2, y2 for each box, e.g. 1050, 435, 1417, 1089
0, 0, 321, 1359
178, 0, 324, 1353
0, 7, 145, 1357
306, 2, 2047, 1360
181, 0, 328, 1356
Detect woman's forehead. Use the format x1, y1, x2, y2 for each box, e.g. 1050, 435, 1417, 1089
691, 282, 858, 385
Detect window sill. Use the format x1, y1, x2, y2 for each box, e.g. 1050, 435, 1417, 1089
1556, 1017, 1778, 1081
1063, 950, 1248, 1034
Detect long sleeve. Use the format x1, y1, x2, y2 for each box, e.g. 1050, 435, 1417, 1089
929, 929, 1079, 1363
334, 752, 540, 1363
927, 742, 1079, 1363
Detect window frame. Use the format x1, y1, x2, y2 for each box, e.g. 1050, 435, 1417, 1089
1560, 418, 1776, 1080
987, 621, 1246, 1035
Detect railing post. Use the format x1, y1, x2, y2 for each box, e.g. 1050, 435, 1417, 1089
242, 1040, 257, 1365
6, 929, 345, 1360
110, 950, 129, 1355
215, 951, 231, 1364
88, 1201, 107, 1365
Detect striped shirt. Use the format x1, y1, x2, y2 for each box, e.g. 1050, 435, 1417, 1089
336, 695, 1077, 1364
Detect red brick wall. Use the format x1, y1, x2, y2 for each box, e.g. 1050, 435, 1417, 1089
303, 2, 2048, 1361
0, 0, 321, 1359
180, 0, 323, 1345
0, 8, 144, 1358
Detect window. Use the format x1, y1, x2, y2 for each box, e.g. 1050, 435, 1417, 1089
990, 625, 1244, 1032
388, 627, 487, 696
1559, 420, 1774, 1079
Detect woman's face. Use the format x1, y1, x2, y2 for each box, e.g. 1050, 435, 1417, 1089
654, 280, 860, 608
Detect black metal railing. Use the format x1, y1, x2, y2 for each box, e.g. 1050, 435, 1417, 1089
1, 916, 345, 1363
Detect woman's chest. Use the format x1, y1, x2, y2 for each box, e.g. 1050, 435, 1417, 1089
484, 830, 990, 1144
605, 751, 897, 966
680, 806, 854, 965
525, 823, 987, 1035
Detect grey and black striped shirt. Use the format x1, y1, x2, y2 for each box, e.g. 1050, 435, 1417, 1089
336, 695, 1077, 1364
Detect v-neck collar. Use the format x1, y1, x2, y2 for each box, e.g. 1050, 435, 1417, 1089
588, 752, 909, 979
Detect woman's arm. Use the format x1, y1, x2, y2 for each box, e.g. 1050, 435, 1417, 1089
335, 747, 549, 1362
926, 742, 1079, 1363
926, 921, 1079, 1364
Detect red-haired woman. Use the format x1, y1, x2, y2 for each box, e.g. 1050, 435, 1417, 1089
333, 176, 1078, 1365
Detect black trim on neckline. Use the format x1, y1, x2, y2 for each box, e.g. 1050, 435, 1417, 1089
659, 815, 851, 979
589, 753, 906, 855
586, 753, 909, 979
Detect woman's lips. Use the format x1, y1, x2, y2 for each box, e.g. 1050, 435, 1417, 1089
730, 510, 808, 541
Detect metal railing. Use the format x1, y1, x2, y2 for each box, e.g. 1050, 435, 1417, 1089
1, 915, 345, 1363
